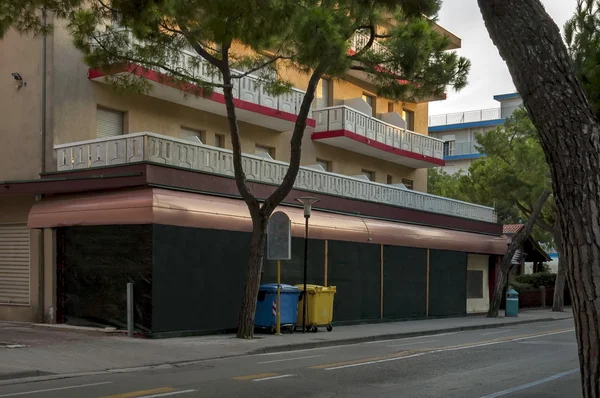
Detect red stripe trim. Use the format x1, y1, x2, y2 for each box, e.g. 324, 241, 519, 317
346, 49, 448, 97
312, 130, 445, 166
89, 64, 316, 128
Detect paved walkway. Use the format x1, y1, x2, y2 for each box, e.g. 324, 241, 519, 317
0, 309, 573, 383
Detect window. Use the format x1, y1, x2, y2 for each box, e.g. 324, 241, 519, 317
316, 158, 331, 172
402, 109, 415, 130
467, 270, 484, 299
215, 134, 225, 148
180, 127, 204, 143
361, 169, 375, 181
315, 79, 332, 109
388, 102, 395, 113
444, 140, 456, 157
255, 145, 274, 159
387, 175, 393, 184
96, 107, 124, 138
401, 178, 414, 190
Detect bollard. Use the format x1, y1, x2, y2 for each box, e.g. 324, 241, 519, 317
127, 283, 134, 337
540, 286, 546, 308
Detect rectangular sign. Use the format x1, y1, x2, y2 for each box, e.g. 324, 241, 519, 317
267, 211, 291, 260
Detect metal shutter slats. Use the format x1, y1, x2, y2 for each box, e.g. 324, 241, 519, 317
96, 108, 124, 138
0, 224, 30, 305
180, 127, 203, 143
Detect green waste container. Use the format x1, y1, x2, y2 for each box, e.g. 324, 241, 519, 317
506, 288, 519, 317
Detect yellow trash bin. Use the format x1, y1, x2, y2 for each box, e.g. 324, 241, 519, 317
295, 284, 336, 332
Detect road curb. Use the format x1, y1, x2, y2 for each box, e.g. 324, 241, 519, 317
0, 316, 571, 386
0, 370, 53, 381
247, 317, 568, 355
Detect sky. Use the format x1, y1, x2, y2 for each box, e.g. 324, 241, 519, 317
429, 0, 579, 116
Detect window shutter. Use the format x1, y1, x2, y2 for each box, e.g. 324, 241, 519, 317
180, 127, 203, 144
0, 224, 30, 305
96, 108, 124, 138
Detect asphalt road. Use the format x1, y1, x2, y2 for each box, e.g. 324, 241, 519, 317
0, 318, 581, 397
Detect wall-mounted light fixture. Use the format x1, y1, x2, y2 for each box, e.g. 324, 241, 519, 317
11, 72, 26, 89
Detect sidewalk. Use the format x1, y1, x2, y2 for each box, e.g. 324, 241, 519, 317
0, 309, 573, 383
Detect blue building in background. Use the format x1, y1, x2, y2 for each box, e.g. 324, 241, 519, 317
428, 93, 523, 175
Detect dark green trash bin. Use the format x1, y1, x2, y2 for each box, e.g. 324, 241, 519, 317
506, 288, 519, 317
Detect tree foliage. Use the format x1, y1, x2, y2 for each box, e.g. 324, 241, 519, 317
565, 0, 600, 119
428, 108, 553, 244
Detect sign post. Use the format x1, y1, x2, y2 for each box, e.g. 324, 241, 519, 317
267, 211, 291, 335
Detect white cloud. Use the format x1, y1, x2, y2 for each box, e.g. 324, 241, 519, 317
429, 0, 578, 116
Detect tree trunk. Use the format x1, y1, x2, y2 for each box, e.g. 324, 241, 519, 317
219, 50, 325, 338
552, 221, 566, 312
488, 190, 550, 317
236, 214, 268, 338
488, 263, 512, 318
478, 1, 600, 395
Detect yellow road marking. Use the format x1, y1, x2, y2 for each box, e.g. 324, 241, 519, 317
233, 372, 279, 381
99, 387, 176, 398
310, 328, 574, 370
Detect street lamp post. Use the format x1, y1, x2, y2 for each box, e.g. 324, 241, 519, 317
296, 196, 319, 333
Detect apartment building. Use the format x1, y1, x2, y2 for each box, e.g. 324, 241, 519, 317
428, 93, 523, 174
0, 19, 507, 334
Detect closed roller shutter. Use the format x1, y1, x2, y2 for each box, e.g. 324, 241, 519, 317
96, 107, 124, 138
180, 127, 203, 143
0, 224, 30, 305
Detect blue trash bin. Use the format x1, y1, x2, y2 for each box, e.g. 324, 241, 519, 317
255, 284, 301, 333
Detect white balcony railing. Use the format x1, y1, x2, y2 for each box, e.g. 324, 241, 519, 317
428, 105, 521, 127
54, 132, 497, 223
313, 106, 445, 160
444, 142, 480, 157
349, 31, 389, 58
173, 49, 308, 117
95, 32, 308, 118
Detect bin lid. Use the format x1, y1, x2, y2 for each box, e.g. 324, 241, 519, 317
294, 284, 337, 293
259, 283, 300, 293
506, 288, 518, 295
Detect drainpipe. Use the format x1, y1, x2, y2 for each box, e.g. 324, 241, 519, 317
41, 8, 47, 174
38, 7, 47, 323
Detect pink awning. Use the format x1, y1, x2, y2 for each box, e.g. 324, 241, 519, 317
28, 188, 507, 255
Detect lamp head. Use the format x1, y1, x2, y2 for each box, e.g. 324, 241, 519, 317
295, 196, 319, 217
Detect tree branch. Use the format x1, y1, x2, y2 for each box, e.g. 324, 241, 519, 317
261, 63, 327, 215
515, 199, 554, 232
350, 25, 376, 59
176, 22, 224, 69
219, 42, 261, 215
515, 200, 533, 216
507, 190, 551, 256
90, 33, 227, 89
230, 55, 291, 79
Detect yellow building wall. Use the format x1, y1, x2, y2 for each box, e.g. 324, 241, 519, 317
6, 22, 433, 192
0, 30, 45, 181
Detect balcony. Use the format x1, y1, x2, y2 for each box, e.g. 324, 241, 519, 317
312, 105, 445, 168
444, 142, 482, 159
88, 49, 314, 132
54, 132, 496, 223
349, 31, 389, 58
428, 105, 521, 128
346, 32, 406, 85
